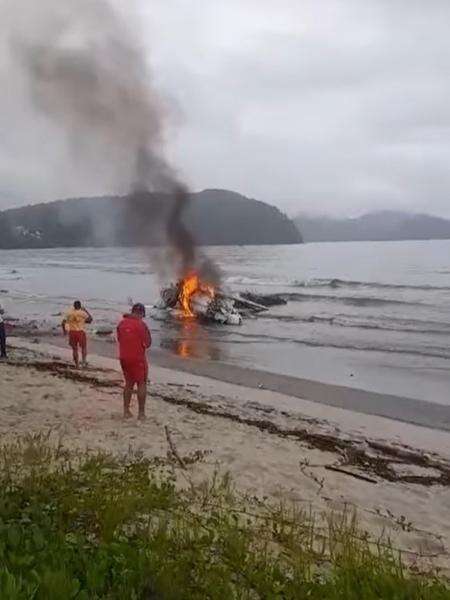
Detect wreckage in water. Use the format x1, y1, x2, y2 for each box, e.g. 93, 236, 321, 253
155, 272, 242, 325
153, 271, 289, 325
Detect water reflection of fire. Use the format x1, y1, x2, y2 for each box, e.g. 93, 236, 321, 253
176, 339, 192, 358
179, 271, 215, 318
171, 334, 222, 361
164, 319, 223, 361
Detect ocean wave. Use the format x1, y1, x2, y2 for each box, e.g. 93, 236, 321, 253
332, 317, 450, 335
259, 314, 334, 325
290, 339, 450, 360
260, 313, 450, 335
2, 290, 125, 309
220, 328, 450, 360
0, 270, 23, 281
103, 267, 152, 275
282, 292, 422, 307
226, 275, 450, 293
292, 278, 450, 291
33, 261, 152, 275
225, 276, 280, 287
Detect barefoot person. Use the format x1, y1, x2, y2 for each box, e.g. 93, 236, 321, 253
0, 302, 7, 360
117, 303, 151, 420
62, 301, 93, 369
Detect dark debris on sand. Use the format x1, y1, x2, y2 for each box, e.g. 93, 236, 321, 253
7, 354, 450, 488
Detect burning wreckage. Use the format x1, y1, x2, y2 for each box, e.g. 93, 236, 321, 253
152, 272, 286, 325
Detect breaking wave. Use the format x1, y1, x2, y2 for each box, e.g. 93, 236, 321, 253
34, 262, 153, 275
292, 278, 450, 291
282, 292, 423, 307
0, 271, 23, 281
260, 313, 450, 335
225, 275, 280, 287
227, 275, 450, 294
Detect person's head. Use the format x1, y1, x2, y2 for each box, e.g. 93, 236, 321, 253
131, 302, 146, 318
73, 300, 82, 310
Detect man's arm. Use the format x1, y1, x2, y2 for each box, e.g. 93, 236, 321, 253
142, 323, 152, 349
83, 307, 93, 324
61, 317, 67, 336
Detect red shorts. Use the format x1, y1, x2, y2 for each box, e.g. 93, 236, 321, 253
69, 330, 87, 350
120, 359, 148, 385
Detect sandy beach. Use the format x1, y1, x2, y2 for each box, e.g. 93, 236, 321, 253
2, 336, 450, 572
16, 327, 450, 431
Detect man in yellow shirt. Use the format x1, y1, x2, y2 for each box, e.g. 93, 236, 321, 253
62, 300, 93, 368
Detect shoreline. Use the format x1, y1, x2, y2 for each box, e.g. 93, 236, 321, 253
17, 330, 450, 432
3, 337, 450, 567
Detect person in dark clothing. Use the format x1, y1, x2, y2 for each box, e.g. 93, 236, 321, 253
0, 303, 7, 359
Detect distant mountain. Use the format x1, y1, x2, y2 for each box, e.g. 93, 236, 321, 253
295, 210, 450, 242
0, 189, 302, 249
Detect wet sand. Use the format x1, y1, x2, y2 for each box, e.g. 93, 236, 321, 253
27, 331, 450, 432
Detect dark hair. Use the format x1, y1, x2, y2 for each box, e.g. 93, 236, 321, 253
74, 300, 82, 310
131, 302, 146, 317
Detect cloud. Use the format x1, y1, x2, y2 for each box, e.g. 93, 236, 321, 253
1, 0, 450, 217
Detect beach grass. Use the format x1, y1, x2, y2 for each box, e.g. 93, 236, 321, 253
0, 433, 449, 599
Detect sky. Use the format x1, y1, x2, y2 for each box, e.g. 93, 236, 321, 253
1, 0, 450, 217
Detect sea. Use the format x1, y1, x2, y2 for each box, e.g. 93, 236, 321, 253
1, 240, 450, 404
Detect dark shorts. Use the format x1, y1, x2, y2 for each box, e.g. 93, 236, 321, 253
69, 331, 87, 351
0, 322, 6, 357
120, 359, 148, 385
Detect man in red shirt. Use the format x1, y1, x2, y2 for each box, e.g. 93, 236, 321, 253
117, 303, 152, 420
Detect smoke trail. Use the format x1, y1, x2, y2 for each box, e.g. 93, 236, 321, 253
167, 186, 196, 273
4, 0, 197, 272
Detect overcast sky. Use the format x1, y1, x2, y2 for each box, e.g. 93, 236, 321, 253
1, 0, 450, 217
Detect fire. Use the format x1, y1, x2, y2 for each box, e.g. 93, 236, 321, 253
178, 271, 215, 317
179, 272, 199, 317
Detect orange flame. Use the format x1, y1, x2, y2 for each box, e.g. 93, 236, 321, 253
178, 272, 215, 318
179, 272, 199, 317
177, 339, 191, 358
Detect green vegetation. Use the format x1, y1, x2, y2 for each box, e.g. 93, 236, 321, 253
0, 433, 448, 599
0, 189, 302, 249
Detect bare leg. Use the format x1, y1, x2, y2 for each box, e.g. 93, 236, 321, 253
72, 345, 79, 369
137, 382, 147, 420
123, 382, 133, 418
81, 334, 88, 367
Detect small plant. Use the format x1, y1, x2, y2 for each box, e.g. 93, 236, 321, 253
0, 435, 448, 599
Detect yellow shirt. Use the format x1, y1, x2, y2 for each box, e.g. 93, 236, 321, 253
64, 308, 89, 332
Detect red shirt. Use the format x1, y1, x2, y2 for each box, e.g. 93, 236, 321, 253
117, 315, 151, 362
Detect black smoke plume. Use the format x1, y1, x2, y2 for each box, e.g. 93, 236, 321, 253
5, 0, 202, 276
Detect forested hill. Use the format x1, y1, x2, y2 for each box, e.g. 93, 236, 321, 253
0, 189, 302, 249
295, 211, 450, 243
